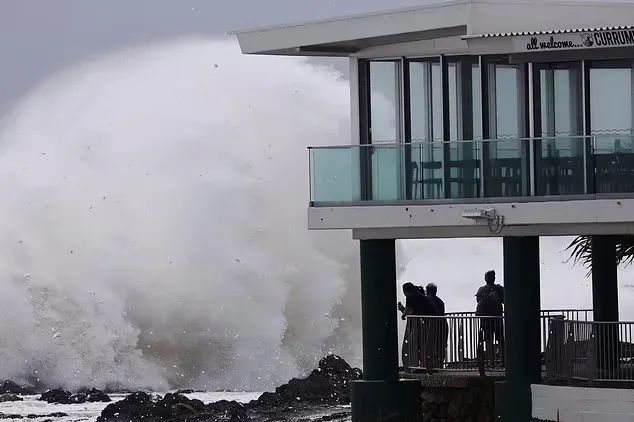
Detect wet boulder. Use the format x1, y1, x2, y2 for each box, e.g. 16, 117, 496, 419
97, 392, 228, 422
254, 355, 362, 408
40, 388, 72, 404
0, 381, 35, 395
83, 388, 112, 402
40, 387, 111, 404
69, 393, 87, 404
206, 400, 249, 421
152, 392, 206, 419
97, 392, 155, 421
0, 393, 23, 402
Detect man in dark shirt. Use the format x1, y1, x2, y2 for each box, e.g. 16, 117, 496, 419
426, 283, 448, 367
398, 283, 436, 369
476, 270, 504, 316
475, 270, 505, 366
426, 283, 445, 316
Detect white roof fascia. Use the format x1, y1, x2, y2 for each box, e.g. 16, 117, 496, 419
232, 0, 634, 56
232, 1, 471, 55
354, 35, 470, 58
470, 0, 634, 36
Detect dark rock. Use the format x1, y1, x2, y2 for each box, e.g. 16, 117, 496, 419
70, 393, 87, 404
97, 392, 154, 421
0, 381, 35, 395
96, 392, 235, 422
85, 388, 112, 402
0, 393, 23, 402
40, 389, 72, 404
253, 355, 362, 408
206, 400, 249, 421
176, 389, 195, 395
40, 387, 110, 404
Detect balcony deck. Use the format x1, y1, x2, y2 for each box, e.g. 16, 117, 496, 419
307, 136, 634, 237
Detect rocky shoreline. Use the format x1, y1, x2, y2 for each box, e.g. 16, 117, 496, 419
0, 355, 361, 422
96, 355, 360, 422
0, 355, 360, 422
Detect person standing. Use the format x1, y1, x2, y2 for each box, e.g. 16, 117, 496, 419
398, 282, 435, 369
426, 283, 448, 368
475, 270, 505, 365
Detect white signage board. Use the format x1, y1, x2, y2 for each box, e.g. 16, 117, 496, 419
515, 28, 634, 52
468, 28, 634, 55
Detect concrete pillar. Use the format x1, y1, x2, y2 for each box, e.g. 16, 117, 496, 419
591, 235, 619, 372
502, 236, 541, 422
359, 239, 399, 381
351, 239, 421, 422
591, 235, 619, 322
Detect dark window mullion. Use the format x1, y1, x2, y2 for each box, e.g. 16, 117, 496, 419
481, 56, 490, 197
403, 60, 413, 200
523, 62, 531, 197
532, 63, 544, 196
441, 55, 451, 199
584, 60, 595, 194
358, 59, 372, 200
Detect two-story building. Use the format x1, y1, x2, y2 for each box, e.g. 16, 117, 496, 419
235, 1, 634, 420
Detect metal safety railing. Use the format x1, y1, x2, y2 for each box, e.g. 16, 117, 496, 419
546, 318, 634, 384
403, 309, 593, 375
403, 315, 504, 374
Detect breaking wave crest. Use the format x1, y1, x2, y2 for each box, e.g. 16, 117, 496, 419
0, 38, 362, 392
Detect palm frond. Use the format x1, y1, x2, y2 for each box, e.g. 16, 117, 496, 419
565, 236, 593, 276
567, 235, 634, 277
616, 237, 634, 267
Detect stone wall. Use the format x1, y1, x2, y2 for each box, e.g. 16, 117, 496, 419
532, 384, 634, 422
404, 374, 497, 422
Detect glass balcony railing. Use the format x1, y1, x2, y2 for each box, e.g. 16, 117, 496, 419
308, 136, 634, 204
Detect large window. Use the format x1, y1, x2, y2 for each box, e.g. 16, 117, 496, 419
369, 61, 401, 143
588, 60, 634, 193
406, 57, 482, 199
446, 57, 482, 198
359, 54, 634, 201
534, 62, 584, 195
484, 59, 528, 197
368, 61, 402, 200
408, 59, 443, 199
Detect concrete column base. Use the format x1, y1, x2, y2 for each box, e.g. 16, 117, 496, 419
351, 379, 422, 422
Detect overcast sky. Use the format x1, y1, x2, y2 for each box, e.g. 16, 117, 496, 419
0, 0, 429, 118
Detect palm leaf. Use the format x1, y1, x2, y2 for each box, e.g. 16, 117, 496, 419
567, 235, 634, 277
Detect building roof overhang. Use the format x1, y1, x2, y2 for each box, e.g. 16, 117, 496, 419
231, 0, 634, 57
230, 0, 470, 56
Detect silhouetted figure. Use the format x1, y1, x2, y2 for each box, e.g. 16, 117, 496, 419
426, 283, 445, 316
476, 270, 505, 366
426, 283, 448, 368
398, 282, 436, 369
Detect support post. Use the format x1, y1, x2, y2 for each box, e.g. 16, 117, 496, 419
591, 235, 619, 322
591, 235, 619, 373
351, 239, 421, 422
502, 236, 541, 422
360, 239, 399, 381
